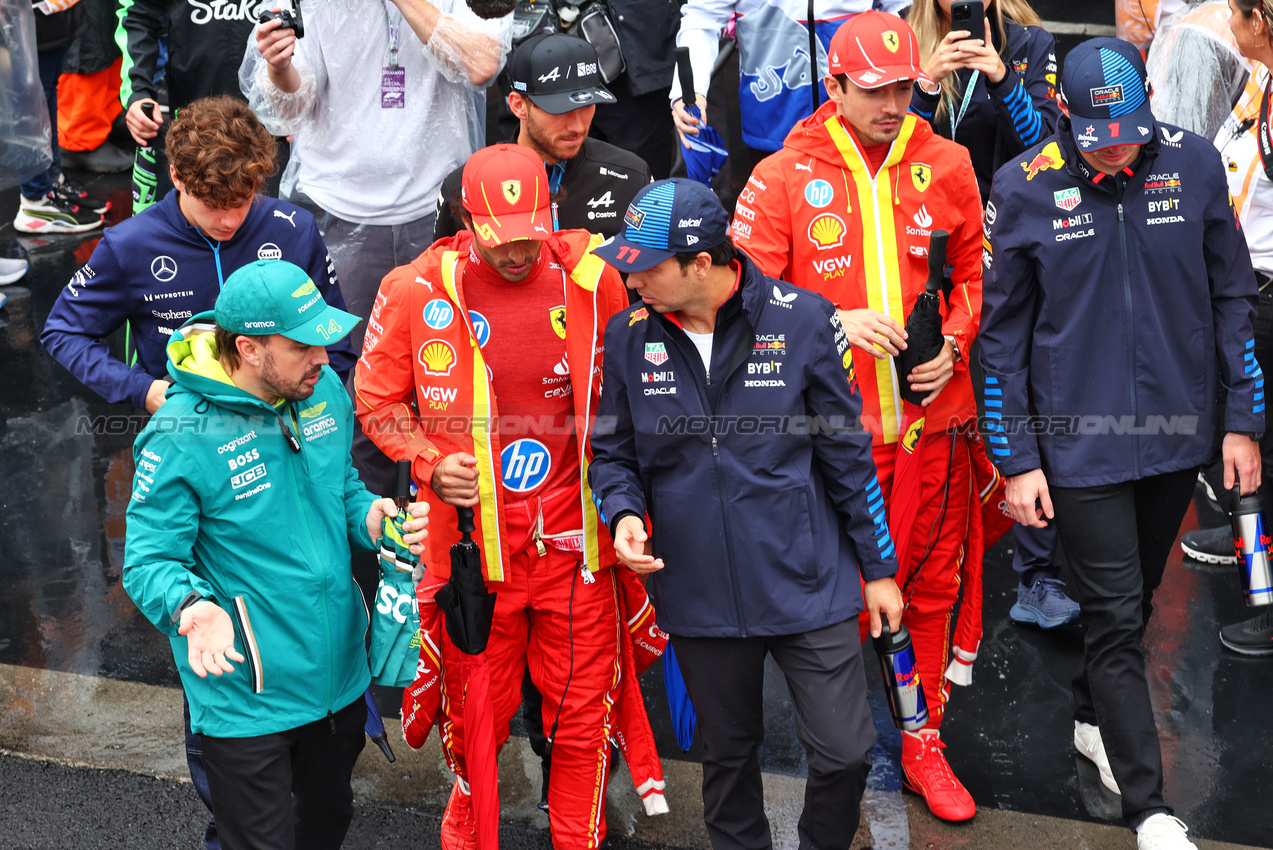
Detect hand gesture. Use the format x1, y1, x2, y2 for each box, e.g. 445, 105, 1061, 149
906, 338, 956, 407
179, 600, 246, 678
431, 453, 480, 507
864, 577, 904, 639
256, 9, 298, 72
837, 308, 908, 358
367, 498, 430, 555
125, 99, 163, 146
1005, 468, 1053, 528
672, 93, 708, 149
613, 515, 664, 574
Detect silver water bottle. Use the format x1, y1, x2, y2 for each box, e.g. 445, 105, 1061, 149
874, 621, 929, 731
1231, 490, 1273, 606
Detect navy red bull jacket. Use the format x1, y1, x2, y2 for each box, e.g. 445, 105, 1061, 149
588, 253, 898, 638
979, 117, 1263, 488
41, 191, 355, 410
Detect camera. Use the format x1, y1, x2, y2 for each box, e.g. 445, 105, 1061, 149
258, 4, 305, 39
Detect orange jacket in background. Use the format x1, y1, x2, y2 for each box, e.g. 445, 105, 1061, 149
732, 103, 984, 446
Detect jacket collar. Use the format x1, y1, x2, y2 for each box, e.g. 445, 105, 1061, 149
158, 190, 265, 250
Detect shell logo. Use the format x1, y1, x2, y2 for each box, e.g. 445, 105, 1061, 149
807, 213, 846, 250
418, 339, 457, 376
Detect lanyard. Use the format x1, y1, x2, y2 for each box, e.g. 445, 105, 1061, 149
548, 161, 566, 232
947, 69, 980, 138
383, 1, 403, 68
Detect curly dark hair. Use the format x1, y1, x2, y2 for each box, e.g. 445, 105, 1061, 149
165, 96, 278, 209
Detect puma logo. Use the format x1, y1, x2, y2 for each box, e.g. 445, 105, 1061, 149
273, 210, 298, 227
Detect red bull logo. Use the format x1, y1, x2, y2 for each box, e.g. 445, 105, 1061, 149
1021, 142, 1064, 181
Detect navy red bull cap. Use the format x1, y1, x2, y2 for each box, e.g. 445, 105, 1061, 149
1059, 37, 1155, 152
593, 179, 730, 273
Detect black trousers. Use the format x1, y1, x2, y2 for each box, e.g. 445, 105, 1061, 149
201, 697, 367, 850
1050, 467, 1197, 828
671, 619, 874, 850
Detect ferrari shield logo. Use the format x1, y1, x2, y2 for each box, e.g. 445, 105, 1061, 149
549, 305, 567, 339
501, 180, 521, 205
883, 31, 900, 53
911, 163, 932, 193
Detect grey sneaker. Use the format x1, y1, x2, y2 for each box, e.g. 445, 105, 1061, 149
1010, 578, 1080, 628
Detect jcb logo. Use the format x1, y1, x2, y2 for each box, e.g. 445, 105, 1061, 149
230, 463, 267, 489
228, 448, 260, 471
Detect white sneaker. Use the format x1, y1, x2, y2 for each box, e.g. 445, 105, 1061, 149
1074, 720, 1121, 795
1137, 814, 1198, 850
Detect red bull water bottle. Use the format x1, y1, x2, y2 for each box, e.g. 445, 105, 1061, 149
1231, 491, 1273, 606
873, 621, 929, 731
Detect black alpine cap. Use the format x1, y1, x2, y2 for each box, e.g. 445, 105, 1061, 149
507, 33, 615, 115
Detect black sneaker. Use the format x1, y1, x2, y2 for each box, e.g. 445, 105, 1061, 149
1180, 525, 1237, 565
14, 191, 103, 234
53, 174, 110, 214
59, 141, 134, 173
1219, 609, 1273, 655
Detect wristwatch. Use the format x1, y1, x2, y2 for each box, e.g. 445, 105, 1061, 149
944, 334, 961, 362
1241, 432, 1264, 442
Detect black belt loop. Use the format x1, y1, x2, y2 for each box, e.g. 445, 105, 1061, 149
1257, 270, 1273, 293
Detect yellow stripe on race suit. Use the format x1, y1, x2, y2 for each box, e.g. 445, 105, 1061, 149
824, 115, 916, 444
573, 235, 607, 572
440, 252, 504, 581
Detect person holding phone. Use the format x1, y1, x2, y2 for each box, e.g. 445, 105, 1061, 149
909, 0, 1061, 202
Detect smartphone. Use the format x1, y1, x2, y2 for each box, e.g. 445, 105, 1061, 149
950, 0, 985, 43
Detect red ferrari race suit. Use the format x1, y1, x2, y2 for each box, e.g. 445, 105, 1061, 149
733, 103, 1000, 725
356, 229, 666, 847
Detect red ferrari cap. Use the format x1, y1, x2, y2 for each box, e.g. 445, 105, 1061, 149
461, 144, 552, 246
828, 11, 926, 90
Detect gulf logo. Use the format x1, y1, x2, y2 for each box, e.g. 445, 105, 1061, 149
804, 179, 833, 209
423, 299, 454, 330
501, 439, 551, 492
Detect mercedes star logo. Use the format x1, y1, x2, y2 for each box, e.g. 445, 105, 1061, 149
151, 255, 178, 282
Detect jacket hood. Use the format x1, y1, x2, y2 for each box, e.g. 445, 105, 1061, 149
782, 101, 937, 167
165, 311, 280, 414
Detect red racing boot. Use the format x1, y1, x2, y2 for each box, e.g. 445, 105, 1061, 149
901, 728, 976, 821
440, 778, 478, 850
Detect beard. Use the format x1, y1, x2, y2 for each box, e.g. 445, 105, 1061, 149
262, 349, 321, 403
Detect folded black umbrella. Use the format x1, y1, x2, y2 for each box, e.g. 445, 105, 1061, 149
896, 230, 950, 407
436, 507, 497, 654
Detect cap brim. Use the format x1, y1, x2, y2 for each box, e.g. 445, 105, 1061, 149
1070, 104, 1156, 151
281, 303, 362, 346
841, 65, 923, 90
468, 207, 553, 246
528, 84, 616, 115
592, 234, 675, 273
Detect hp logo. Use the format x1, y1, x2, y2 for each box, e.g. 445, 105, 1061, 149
423, 299, 454, 330
500, 439, 551, 492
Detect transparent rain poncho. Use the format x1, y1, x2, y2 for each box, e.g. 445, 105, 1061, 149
239, 0, 513, 223
1147, 0, 1249, 141
1, 0, 53, 190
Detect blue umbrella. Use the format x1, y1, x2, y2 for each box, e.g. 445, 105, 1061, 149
662, 642, 697, 751
364, 689, 396, 763
677, 47, 728, 187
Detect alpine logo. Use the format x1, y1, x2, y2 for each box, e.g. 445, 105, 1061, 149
539, 67, 561, 83
587, 191, 615, 208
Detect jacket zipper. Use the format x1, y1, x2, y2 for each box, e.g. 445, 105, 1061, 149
675, 330, 750, 636
1115, 200, 1141, 477
281, 406, 335, 713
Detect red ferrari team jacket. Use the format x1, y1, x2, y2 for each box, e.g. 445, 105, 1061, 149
354, 229, 630, 581
732, 103, 985, 445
